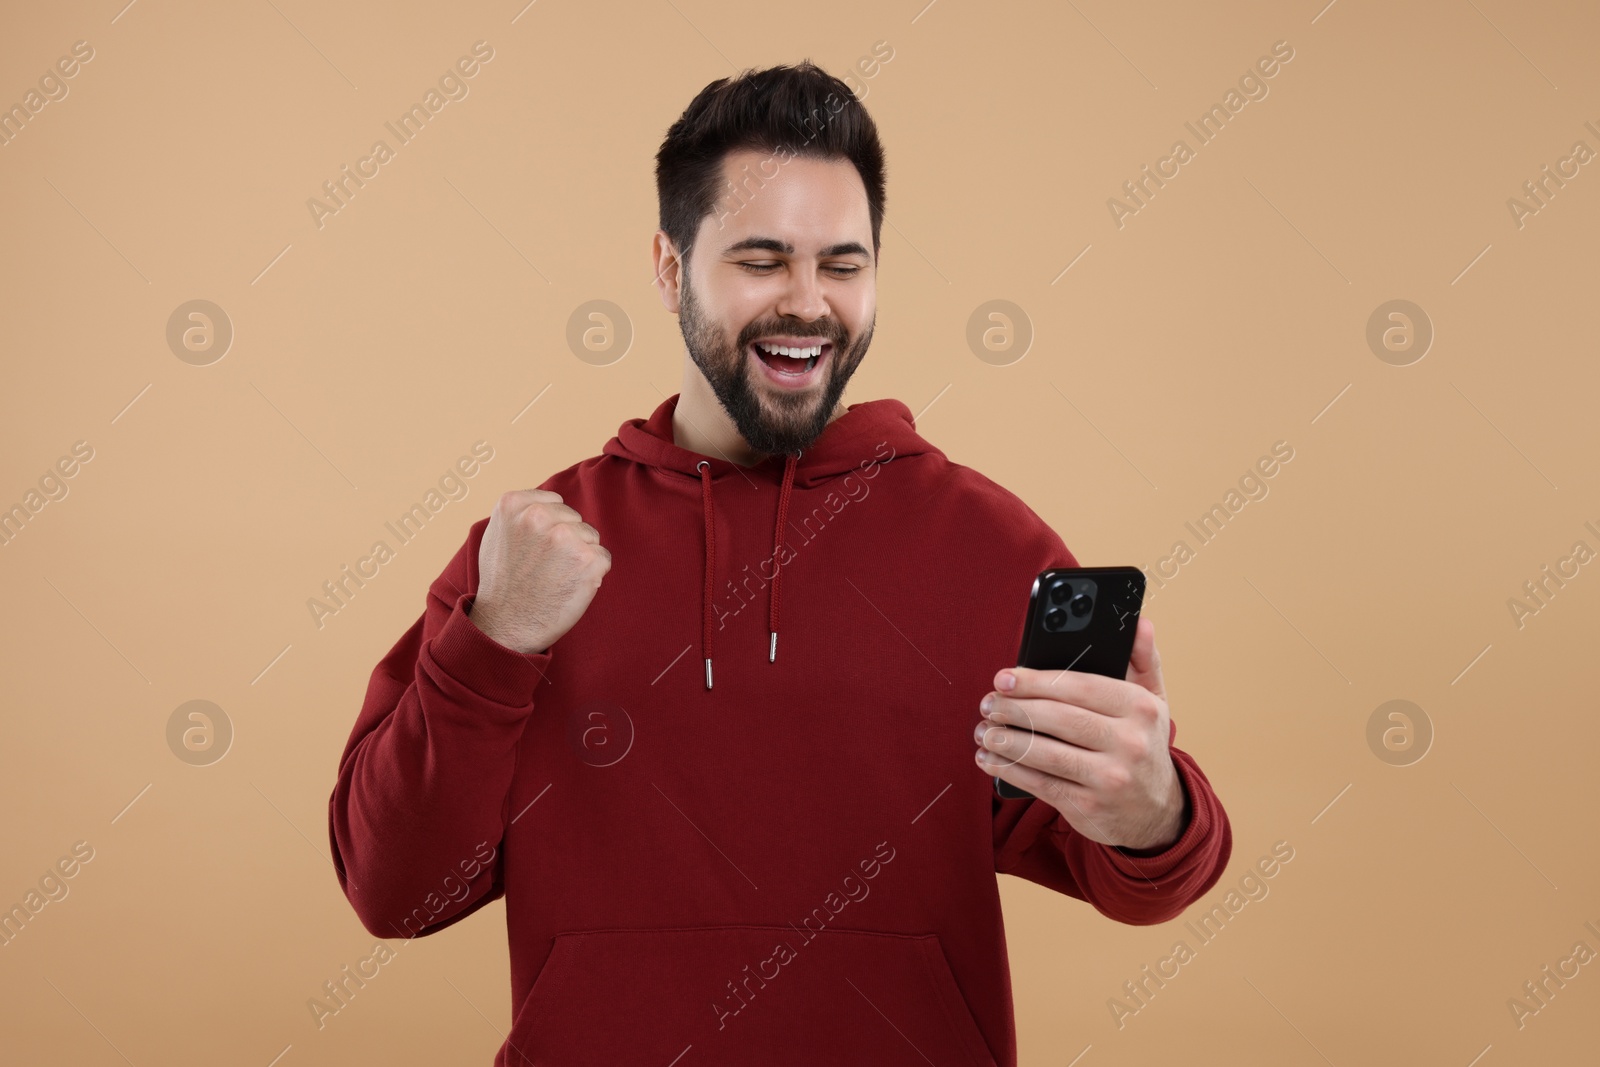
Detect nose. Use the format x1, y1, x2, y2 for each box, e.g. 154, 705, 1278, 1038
775, 262, 829, 323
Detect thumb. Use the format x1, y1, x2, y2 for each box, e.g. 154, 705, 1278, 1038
1125, 615, 1166, 702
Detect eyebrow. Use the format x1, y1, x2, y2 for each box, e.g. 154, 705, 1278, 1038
719, 236, 871, 258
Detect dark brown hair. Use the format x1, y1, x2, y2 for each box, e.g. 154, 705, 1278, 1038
654, 60, 887, 270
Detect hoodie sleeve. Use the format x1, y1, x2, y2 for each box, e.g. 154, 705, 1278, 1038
992, 718, 1233, 924
987, 499, 1232, 924
327, 518, 552, 940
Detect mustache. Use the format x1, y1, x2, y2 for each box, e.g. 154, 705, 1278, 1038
741, 324, 845, 346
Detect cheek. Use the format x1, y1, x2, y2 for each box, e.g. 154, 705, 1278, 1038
844, 302, 875, 342
713, 282, 768, 331
840, 288, 874, 328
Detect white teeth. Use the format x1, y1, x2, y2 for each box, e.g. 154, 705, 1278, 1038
756, 341, 823, 359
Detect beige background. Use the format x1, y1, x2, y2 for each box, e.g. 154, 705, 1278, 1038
3, 0, 1597, 1063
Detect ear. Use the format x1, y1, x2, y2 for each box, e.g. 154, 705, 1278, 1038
651, 231, 684, 313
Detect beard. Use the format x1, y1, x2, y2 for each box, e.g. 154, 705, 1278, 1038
678, 267, 874, 458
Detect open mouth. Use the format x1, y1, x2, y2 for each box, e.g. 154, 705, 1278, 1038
748, 339, 832, 386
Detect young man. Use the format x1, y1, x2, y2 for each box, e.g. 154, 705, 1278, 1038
329, 61, 1231, 1066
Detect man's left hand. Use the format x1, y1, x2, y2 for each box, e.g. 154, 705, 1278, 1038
976, 616, 1187, 852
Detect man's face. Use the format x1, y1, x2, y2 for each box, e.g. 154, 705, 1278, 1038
673, 147, 877, 457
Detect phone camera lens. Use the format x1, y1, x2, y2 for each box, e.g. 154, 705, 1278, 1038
1048, 581, 1071, 605
1044, 608, 1067, 630
1068, 593, 1092, 618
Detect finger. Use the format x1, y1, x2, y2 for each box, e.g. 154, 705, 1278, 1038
982, 757, 1115, 845
984, 695, 1116, 752
521, 501, 586, 530
1125, 616, 1165, 701
496, 488, 563, 515
995, 665, 1140, 718
560, 519, 601, 545
976, 720, 1108, 787
1126, 616, 1153, 677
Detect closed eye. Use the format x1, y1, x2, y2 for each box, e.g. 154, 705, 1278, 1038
740, 262, 862, 276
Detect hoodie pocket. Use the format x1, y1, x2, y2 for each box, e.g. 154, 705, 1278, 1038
499, 924, 999, 1066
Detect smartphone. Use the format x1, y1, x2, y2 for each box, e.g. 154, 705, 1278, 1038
993, 566, 1146, 800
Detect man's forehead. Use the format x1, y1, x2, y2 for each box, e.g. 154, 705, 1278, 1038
711, 149, 871, 251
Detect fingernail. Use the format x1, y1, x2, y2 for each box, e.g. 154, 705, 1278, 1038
998, 672, 1016, 691
980, 694, 995, 716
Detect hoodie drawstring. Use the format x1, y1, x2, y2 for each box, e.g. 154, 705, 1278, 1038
696, 460, 716, 688
696, 452, 800, 690
769, 452, 797, 664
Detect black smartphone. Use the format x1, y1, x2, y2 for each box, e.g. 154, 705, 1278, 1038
993, 566, 1146, 800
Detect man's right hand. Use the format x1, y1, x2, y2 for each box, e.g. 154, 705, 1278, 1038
468, 490, 612, 655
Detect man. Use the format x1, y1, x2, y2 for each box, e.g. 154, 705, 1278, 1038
328, 61, 1231, 1066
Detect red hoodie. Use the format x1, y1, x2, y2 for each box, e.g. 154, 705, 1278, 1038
328, 392, 1231, 1066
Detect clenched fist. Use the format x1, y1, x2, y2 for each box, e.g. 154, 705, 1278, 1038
467, 490, 612, 655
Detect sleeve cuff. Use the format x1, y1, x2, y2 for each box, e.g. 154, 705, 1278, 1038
1099, 757, 1209, 880
425, 591, 552, 710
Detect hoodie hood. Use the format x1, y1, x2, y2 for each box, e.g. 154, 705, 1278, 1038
602, 392, 935, 690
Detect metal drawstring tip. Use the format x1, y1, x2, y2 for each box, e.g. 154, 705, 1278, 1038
769, 632, 778, 663
704, 657, 713, 689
